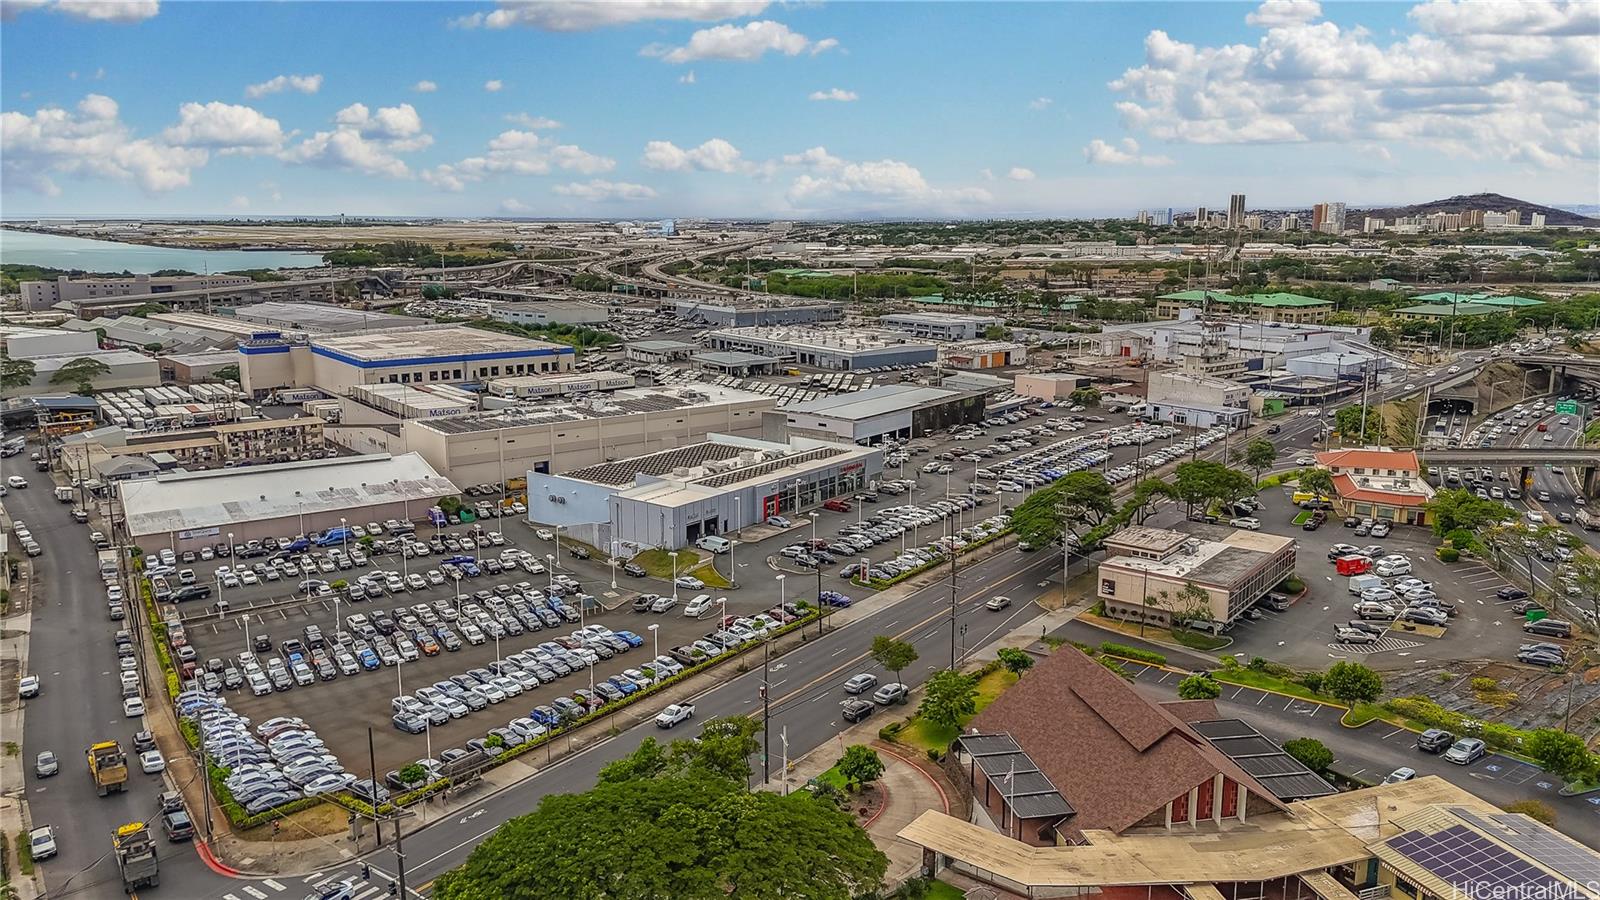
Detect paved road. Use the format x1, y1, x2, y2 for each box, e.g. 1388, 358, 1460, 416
9, 456, 212, 900
1044, 620, 1600, 849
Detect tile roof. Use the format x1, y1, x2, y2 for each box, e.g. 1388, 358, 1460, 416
1330, 474, 1431, 507
1315, 449, 1419, 471
967, 647, 1287, 839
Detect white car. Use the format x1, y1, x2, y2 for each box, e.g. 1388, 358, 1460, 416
29, 825, 57, 860
18, 674, 40, 698
140, 749, 166, 773
123, 696, 146, 717
1228, 517, 1261, 530
5, 475, 27, 488
535, 528, 555, 541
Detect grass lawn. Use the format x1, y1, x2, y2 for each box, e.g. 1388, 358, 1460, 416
685, 559, 733, 590
1170, 628, 1230, 651
815, 765, 849, 792
632, 547, 702, 577
926, 881, 966, 900
1211, 667, 1323, 702
1291, 510, 1313, 526
895, 668, 1018, 753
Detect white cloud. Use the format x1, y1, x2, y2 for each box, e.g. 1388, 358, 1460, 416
243, 73, 322, 99
1245, 0, 1322, 28
642, 137, 749, 172
679, 70, 697, 84
1109, 1, 1599, 169
781, 146, 843, 169
413, 80, 438, 93
1027, 96, 1053, 110
162, 101, 286, 152
4, 0, 158, 22
1007, 166, 1036, 181
979, 167, 994, 181
1082, 137, 1174, 167
504, 113, 562, 129
499, 198, 532, 213
808, 87, 857, 102
1, 93, 206, 194
646, 20, 837, 63
553, 179, 659, 201
282, 102, 432, 179
228, 194, 249, 209
484, 79, 504, 92
423, 129, 616, 191
456, 0, 768, 31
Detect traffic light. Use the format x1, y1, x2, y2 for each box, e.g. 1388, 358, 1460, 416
361, 863, 371, 881
389, 881, 398, 896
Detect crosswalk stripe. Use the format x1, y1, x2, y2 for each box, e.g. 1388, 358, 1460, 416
264, 879, 286, 892
355, 887, 384, 900
303, 873, 323, 884
243, 887, 268, 899
224, 894, 241, 900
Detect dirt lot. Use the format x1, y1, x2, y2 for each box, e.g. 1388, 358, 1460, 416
1385, 660, 1600, 735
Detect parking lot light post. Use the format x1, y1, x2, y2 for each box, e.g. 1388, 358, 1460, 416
609, 541, 617, 590
554, 524, 563, 569
241, 614, 250, 655
647, 623, 659, 659
669, 551, 679, 602
546, 555, 555, 593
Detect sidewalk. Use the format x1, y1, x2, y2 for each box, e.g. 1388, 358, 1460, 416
0, 506, 41, 900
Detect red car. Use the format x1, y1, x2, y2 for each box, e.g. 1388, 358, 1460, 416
822, 499, 851, 512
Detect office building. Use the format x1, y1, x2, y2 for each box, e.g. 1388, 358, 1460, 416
880, 311, 1002, 341
1227, 193, 1246, 228
44, 278, 345, 318
402, 385, 777, 486
238, 324, 575, 398
20, 273, 255, 310
119, 452, 457, 553
706, 326, 938, 371
229, 301, 428, 334
779, 384, 983, 444
1095, 524, 1295, 627
1145, 371, 1252, 428
526, 434, 882, 552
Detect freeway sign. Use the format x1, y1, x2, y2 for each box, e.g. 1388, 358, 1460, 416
1555, 400, 1579, 415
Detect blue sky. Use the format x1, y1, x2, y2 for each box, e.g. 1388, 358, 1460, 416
2, 0, 1595, 218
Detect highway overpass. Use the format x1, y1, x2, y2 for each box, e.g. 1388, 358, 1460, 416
1416, 447, 1599, 496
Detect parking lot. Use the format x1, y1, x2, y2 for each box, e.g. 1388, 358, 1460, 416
1208, 484, 1541, 669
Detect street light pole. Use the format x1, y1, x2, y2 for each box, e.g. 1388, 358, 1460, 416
670, 551, 679, 602
647, 623, 659, 660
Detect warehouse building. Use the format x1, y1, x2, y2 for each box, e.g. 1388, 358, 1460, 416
20, 272, 256, 310
60, 417, 327, 477
881, 311, 1002, 341
402, 385, 777, 486
486, 371, 636, 399
691, 350, 779, 376
229, 301, 428, 333
527, 435, 881, 552
1095, 524, 1296, 629
238, 324, 575, 398
707, 326, 938, 371
661, 297, 843, 327
1013, 372, 1091, 400
160, 351, 240, 384
938, 340, 1026, 370
1, 348, 159, 398
488, 301, 609, 327
625, 339, 698, 363
1, 325, 99, 359
780, 384, 984, 444
118, 452, 457, 553
48, 278, 345, 318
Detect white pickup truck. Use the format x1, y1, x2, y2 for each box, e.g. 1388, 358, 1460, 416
655, 703, 695, 729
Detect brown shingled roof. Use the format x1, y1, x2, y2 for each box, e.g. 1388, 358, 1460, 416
968, 648, 1288, 839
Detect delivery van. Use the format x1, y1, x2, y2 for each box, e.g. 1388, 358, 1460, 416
1335, 555, 1372, 576
695, 535, 732, 554
1348, 574, 1385, 596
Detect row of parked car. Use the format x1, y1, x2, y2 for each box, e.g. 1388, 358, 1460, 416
832, 510, 1014, 582
180, 694, 354, 816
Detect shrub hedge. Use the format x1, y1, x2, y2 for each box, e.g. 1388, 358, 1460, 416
1386, 696, 1531, 752
1098, 642, 1166, 665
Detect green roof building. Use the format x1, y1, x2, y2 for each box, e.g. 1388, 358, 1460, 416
1155, 290, 1333, 323
1393, 303, 1504, 320
1407, 291, 1544, 308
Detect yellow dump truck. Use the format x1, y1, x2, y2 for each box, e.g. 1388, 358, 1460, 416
113, 821, 159, 891
87, 740, 129, 796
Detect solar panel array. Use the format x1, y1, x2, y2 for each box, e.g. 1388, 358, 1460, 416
1450, 809, 1600, 888
1388, 826, 1581, 898
694, 446, 847, 489
1188, 719, 1338, 801
957, 733, 1074, 821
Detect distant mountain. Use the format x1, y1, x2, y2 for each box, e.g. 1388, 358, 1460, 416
1350, 193, 1599, 227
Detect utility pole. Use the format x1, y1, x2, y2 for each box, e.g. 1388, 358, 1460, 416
393, 807, 409, 899
761, 637, 771, 785
948, 536, 959, 669
367, 728, 383, 848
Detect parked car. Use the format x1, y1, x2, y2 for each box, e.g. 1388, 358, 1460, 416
1443, 737, 1487, 765
843, 673, 878, 695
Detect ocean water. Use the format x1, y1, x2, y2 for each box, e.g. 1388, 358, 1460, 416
1, 228, 325, 274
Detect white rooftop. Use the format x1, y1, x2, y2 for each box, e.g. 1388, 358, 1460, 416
782, 383, 964, 419
119, 452, 457, 536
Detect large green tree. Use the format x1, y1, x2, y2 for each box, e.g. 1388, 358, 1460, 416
1322, 661, 1383, 705
869, 636, 918, 685
1424, 488, 1516, 537
433, 763, 886, 899
1333, 405, 1384, 445
1283, 738, 1334, 773
996, 647, 1034, 678
1010, 471, 1115, 548
918, 669, 978, 734
1240, 439, 1277, 483
1, 355, 36, 390
836, 745, 885, 791
1525, 729, 1596, 784
1297, 468, 1336, 499
1172, 459, 1257, 517
48, 356, 110, 393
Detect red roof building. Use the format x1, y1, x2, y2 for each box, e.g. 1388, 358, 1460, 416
1314, 448, 1435, 525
